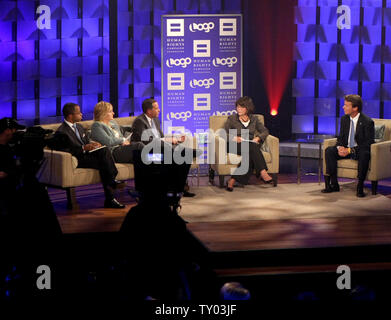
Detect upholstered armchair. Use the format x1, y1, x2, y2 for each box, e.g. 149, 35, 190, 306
322, 118, 391, 194
208, 115, 279, 188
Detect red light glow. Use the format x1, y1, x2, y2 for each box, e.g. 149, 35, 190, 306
249, 0, 295, 115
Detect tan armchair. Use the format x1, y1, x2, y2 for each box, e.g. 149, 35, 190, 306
322, 118, 391, 195
208, 115, 279, 188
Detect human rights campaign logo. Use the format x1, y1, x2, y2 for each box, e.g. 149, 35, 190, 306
167, 73, 185, 90
193, 40, 211, 57
219, 72, 236, 89
167, 19, 184, 36
219, 18, 237, 36
193, 94, 211, 111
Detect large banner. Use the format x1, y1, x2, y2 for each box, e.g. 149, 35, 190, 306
161, 14, 242, 136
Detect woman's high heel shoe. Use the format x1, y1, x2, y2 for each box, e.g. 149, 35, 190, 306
225, 181, 234, 192
260, 177, 273, 184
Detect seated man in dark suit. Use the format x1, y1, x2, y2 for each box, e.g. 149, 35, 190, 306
56, 103, 125, 208
131, 98, 196, 197
322, 94, 374, 197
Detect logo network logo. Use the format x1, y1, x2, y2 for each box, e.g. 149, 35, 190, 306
166, 57, 192, 68
213, 110, 237, 116
166, 111, 192, 122
193, 40, 210, 57
190, 78, 215, 89
167, 19, 184, 36
167, 73, 185, 90
189, 22, 215, 33
213, 57, 237, 67
219, 72, 236, 89
194, 94, 211, 111
219, 18, 237, 36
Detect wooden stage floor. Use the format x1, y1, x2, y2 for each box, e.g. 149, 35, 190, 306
50, 174, 391, 254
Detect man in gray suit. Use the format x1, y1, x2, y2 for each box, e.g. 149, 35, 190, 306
131, 98, 195, 197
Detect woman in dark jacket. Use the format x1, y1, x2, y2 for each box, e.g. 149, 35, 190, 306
224, 96, 273, 191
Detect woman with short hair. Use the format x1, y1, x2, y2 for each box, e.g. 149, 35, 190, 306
91, 101, 143, 163
224, 96, 273, 191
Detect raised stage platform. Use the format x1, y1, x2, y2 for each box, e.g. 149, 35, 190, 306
46, 171, 391, 300
51, 173, 391, 252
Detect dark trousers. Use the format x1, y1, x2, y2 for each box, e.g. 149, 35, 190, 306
325, 146, 371, 183
112, 142, 145, 163
77, 147, 118, 200
228, 142, 267, 185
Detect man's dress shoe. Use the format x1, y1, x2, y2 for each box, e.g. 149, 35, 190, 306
104, 198, 125, 209
321, 184, 340, 193
357, 185, 365, 198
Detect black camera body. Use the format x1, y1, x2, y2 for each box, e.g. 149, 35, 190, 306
10, 126, 70, 181
132, 149, 191, 209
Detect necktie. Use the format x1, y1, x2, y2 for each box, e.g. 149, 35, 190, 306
73, 123, 84, 145
150, 119, 160, 138
349, 119, 355, 148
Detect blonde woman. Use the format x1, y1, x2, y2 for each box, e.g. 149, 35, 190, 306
91, 101, 144, 163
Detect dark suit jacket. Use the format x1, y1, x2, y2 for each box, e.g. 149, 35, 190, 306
131, 114, 164, 144
336, 113, 374, 152
56, 122, 89, 159
224, 114, 269, 143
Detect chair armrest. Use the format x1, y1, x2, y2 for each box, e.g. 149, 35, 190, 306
214, 135, 228, 164
323, 138, 337, 149
37, 149, 76, 188
370, 140, 391, 180
264, 135, 279, 173
322, 138, 337, 175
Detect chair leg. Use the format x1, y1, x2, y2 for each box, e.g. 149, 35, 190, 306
66, 187, 79, 210
271, 173, 278, 187
197, 166, 200, 187
208, 166, 215, 185
371, 181, 378, 195
219, 175, 225, 188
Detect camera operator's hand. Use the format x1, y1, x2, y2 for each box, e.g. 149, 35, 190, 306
0, 171, 8, 179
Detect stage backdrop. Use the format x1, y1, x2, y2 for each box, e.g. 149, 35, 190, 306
161, 14, 242, 136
